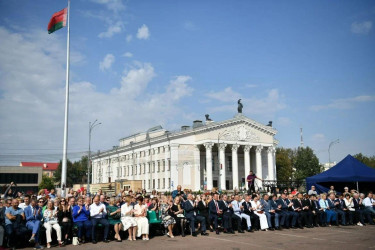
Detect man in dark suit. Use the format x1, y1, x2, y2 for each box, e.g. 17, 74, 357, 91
301, 194, 314, 228
270, 194, 284, 230
184, 194, 209, 237
352, 193, 366, 225
208, 193, 222, 234
310, 195, 326, 226
242, 194, 260, 230
292, 193, 307, 229
286, 194, 299, 228
327, 193, 344, 225
276, 193, 291, 229
218, 195, 234, 233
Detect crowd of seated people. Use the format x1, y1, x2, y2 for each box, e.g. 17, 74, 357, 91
0, 182, 375, 249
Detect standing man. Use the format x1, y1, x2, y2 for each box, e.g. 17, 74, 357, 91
246, 171, 262, 194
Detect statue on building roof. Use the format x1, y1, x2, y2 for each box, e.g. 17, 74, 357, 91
237, 99, 243, 113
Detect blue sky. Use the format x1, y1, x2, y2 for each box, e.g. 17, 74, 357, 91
0, 0, 374, 166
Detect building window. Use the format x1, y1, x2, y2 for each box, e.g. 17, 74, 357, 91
212, 158, 215, 171
148, 180, 150, 189
123, 166, 126, 177
162, 160, 165, 172
163, 178, 165, 189
152, 162, 155, 173
168, 178, 170, 188
158, 179, 160, 189
127, 166, 130, 176
143, 180, 146, 189
143, 164, 146, 174
139, 165, 142, 175
157, 161, 160, 172
148, 163, 150, 173
153, 179, 155, 189
135, 165, 137, 175
168, 159, 171, 171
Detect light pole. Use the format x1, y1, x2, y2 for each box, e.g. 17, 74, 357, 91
328, 139, 339, 166
87, 119, 101, 195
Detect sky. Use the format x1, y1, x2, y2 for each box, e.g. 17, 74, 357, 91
0, 0, 374, 166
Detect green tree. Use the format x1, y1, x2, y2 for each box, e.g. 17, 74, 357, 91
353, 153, 375, 168
54, 156, 88, 187
39, 175, 55, 190
293, 146, 320, 180
276, 147, 294, 181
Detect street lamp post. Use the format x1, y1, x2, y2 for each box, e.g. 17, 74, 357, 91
328, 139, 339, 166
87, 119, 101, 195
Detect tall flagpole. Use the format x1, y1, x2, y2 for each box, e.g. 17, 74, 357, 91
61, 0, 70, 197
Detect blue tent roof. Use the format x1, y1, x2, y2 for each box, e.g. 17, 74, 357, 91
306, 154, 375, 190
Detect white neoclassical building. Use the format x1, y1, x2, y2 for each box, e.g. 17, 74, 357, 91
91, 114, 278, 192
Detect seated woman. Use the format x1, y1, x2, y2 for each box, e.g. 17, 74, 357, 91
57, 198, 72, 244
160, 196, 176, 238
133, 197, 149, 240
72, 197, 92, 243
121, 196, 138, 241
171, 196, 186, 236
250, 194, 269, 231
108, 197, 122, 242
43, 200, 63, 248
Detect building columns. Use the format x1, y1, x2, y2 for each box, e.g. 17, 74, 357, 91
232, 144, 240, 190
267, 147, 274, 180
194, 145, 201, 191
243, 145, 252, 187
218, 143, 227, 190
204, 142, 214, 191
255, 145, 263, 189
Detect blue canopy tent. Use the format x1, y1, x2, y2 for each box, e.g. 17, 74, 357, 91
306, 154, 375, 193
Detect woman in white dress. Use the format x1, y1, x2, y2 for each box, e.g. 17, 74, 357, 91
250, 194, 269, 231
134, 196, 149, 240
121, 196, 138, 241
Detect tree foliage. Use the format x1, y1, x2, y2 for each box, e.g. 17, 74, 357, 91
353, 153, 375, 168
293, 146, 321, 180
39, 175, 55, 190
276, 146, 321, 181
54, 156, 88, 187
276, 147, 294, 181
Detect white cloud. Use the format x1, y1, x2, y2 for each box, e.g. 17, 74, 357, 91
136, 24, 150, 40
206, 87, 241, 102
91, 0, 125, 12
207, 88, 286, 117
126, 34, 133, 42
123, 52, 133, 58
311, 95, 375, 111
0, 26, 193, 165
351, 21, 372, 34
98, 21, 123, 38
99, 54, 115, 71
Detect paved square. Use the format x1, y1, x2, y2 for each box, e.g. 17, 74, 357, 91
52, 225, 375, 250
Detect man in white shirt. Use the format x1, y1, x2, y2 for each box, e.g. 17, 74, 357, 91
231, 195, 252, 232
18, 195, 30, 210
362, 192, 375, 225
89, 196, 110, 243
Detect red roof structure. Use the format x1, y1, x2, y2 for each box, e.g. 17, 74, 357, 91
20, 162, 59, 171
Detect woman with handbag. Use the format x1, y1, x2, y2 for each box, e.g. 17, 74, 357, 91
57, 198, 72, 244
250, 194, 269, 231
43, 200, 63, 248
120, 196, 137, 241
108, 197, 122, 242
171, 196, 186, 236
160, 196, 176, 238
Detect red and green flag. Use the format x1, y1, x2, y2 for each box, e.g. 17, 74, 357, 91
47, 8, 67, 34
